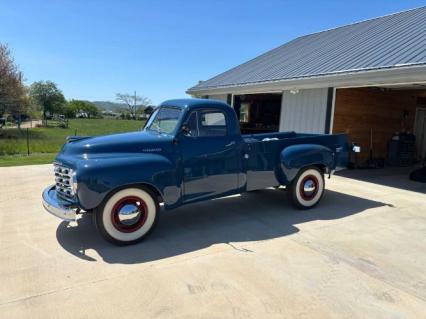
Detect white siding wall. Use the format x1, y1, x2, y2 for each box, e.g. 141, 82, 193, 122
207, 94, 228, 102
279, 88, 328, 133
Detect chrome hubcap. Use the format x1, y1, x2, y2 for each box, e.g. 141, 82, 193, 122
111, 196, 148, 233
303, 179, 316, 196
117, 203, 142, 226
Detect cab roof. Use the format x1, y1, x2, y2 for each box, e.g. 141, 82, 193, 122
160, 98, 230, 109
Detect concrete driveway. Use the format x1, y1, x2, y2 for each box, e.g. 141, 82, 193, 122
0, 165, 425, 318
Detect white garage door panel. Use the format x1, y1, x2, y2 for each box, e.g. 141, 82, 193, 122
280, 88, 328, 133
207, 94, 228, 103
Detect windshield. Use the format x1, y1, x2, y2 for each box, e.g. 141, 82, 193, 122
145, 107, 182, 134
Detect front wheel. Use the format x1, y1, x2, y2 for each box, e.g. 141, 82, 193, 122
93, 187, 159, 245
287, 167, 325, 209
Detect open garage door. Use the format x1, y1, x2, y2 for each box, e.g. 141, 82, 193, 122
233, 93, 282, 134
332, 87, 426, 167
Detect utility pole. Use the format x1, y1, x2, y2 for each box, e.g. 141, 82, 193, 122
133, 91, 137, 119
43, 91, 47, 127
17, 72, 23, 130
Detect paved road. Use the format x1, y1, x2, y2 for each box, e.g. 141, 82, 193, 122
0, 165, 425, 318
10, 120, 42, 129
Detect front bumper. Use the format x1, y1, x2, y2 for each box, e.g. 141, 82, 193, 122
42, 185, 76, 222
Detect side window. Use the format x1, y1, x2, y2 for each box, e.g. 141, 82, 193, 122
199, 111, 227, 137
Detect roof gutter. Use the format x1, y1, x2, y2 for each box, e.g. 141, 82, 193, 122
187, 64, 426, 95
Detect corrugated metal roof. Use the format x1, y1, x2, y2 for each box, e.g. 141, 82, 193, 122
189, 7, 426, 92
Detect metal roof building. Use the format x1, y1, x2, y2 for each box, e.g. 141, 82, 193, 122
188, 6, 426, 95
187, 7, 426, 164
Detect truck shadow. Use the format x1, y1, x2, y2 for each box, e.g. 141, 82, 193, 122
336, 166, 426, 194
56, 189, 391, 264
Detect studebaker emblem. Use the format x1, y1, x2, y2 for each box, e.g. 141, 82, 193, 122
142, 148, 162, 152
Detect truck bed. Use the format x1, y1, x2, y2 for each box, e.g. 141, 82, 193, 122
242, 131, 349, 190
243, 131, 314, 142
243, 131, 347, 150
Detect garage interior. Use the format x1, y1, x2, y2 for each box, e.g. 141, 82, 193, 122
233, 93, 282, 134
333, 86, 426, 168
209, 86, 426, 173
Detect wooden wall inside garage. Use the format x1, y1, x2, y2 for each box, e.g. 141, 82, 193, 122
333, 88, 426, 162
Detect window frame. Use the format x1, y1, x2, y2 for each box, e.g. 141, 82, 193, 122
181, 108, 229, 138
184, 110, 200, 137
198, 109, 228, 137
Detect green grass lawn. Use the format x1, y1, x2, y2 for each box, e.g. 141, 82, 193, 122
0, 119, 144, 167
0, 153, 57, 167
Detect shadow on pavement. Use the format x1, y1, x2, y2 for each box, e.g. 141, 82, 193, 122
56, 188, 391, 264
336, 166, 426, 194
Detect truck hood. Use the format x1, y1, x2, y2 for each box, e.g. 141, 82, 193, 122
58, 130, 174, 157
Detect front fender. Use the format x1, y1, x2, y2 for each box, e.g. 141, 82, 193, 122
279, 144, 334, 184
75, 153, 180, 210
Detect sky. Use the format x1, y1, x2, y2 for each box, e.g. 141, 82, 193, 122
1, 0, 425, 105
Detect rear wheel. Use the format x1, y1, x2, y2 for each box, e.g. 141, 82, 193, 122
287, 167, 324, 209
93, 187, 159, 245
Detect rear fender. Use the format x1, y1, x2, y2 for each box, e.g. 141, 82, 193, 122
278, 144, 334, 184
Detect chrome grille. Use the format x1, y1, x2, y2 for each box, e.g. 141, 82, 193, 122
54, 163, 74, 199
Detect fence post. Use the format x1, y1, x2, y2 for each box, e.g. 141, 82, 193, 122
26, 128, 30, 156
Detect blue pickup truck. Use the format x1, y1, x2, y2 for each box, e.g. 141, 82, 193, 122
42, 99, 351, 245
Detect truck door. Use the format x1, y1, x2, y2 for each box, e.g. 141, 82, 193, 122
179, 109, 240, 202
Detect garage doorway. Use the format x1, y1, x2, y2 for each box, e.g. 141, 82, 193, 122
333, 87, 426, 167
233, 93, 282, 134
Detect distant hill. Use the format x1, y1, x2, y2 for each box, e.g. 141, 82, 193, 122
92, 101, 127, 111
92, 101, 152, 113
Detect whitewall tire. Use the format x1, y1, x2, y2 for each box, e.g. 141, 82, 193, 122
288, 167, 324, 209
94, 187, 159, 245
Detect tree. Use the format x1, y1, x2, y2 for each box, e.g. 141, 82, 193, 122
29, 81, 65, 125
82, 101, 99, 118
116, 92, 150, 119
63, 101, 79, 118
0, 43, 27, 119
144, 106, 154, 115
66, 100, 99, 118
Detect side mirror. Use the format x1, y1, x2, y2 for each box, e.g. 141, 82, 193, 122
351, 143, 361, 153
181, 124, 191, 136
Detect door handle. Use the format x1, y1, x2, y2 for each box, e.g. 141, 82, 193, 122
225, 141, 236, 148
